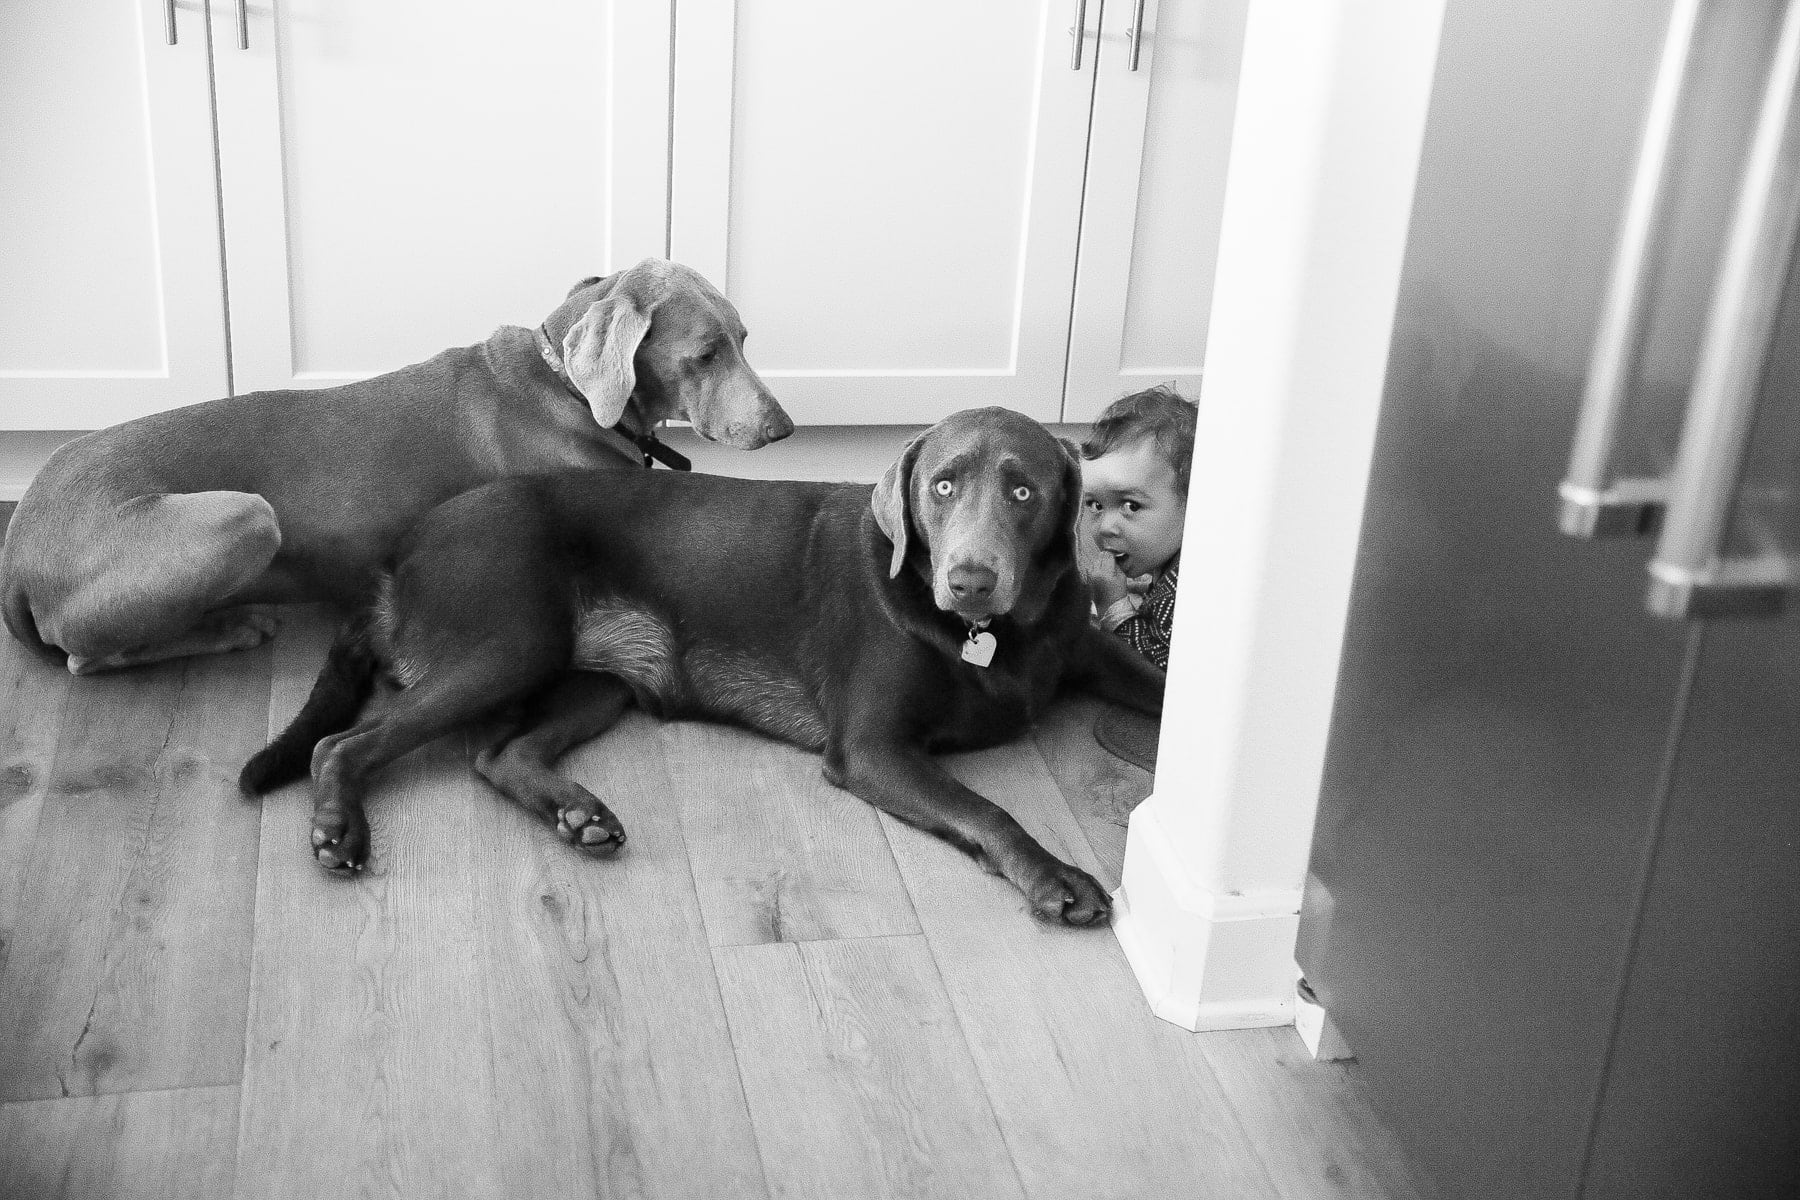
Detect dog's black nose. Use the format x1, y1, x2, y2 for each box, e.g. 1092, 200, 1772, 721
948, 564, 997, 600
763, 408, 795, 443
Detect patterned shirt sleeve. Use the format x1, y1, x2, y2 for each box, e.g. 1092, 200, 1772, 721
1112, 554, 1178, 670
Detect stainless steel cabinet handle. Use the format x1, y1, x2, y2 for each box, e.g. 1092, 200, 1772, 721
1127, 0, 1147, 71
164, 0, 177, 45
1647, 0, 1800, 620
1069, 0, 1089, 71
236, 0, 249, 50
1560, 0, 1707, 539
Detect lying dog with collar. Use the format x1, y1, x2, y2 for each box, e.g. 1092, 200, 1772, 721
242, 407, 1166, 925
0, 259, 790, 674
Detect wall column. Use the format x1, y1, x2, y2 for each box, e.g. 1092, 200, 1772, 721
1111, 0, 1446, 1031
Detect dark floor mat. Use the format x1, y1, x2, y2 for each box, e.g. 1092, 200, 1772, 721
1093, 706, 1160, 773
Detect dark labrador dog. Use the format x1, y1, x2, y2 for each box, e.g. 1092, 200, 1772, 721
243, 407, 1166, 924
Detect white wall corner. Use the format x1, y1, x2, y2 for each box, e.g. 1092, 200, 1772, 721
1110, 0, 1445, 1033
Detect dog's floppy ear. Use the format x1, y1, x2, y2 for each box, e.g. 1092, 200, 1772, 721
563, 290, 651, 429
872, 432, 926, 578
1056, 436, 1086, 545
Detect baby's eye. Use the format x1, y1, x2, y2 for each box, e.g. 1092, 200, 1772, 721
1123, 500, 1142, 514
934, 479, 955, 497
1083, 498, 1102, 513
1012, 485, 1032, 502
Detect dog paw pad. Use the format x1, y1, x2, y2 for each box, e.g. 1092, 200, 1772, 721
1028, 865, 1113, 927
310, 809, 368, 873
557, 806, 627, 857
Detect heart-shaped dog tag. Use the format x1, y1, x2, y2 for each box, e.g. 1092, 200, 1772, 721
961, 630, 997, 668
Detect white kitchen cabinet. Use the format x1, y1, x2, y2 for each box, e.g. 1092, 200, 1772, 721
1, 0, 1237, 435
1, 0, 668, 429
0, 0, 229, 429
669, 0, 1099, 425
1064, 0, 1245, 420
667, 0, 1242, 426
211, 0, 670, 394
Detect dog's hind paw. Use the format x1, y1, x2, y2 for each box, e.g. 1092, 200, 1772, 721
311, 805, 369, 874
556, 801, 627, 858
225, 613, 280, 651
1026, 863, 1113, 927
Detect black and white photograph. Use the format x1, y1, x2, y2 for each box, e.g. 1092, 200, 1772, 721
0, 1, 1795, 1197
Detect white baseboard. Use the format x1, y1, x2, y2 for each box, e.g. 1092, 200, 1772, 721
0, 431, 83, 503
0, 425, 1100, 505
1110, 801, 1302, 1032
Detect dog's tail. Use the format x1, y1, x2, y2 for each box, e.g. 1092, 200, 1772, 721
239, 614, 379, 795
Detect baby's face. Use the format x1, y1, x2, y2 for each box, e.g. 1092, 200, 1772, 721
1080, 439, 1186, 578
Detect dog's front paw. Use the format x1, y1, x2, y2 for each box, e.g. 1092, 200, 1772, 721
556, 799, 627, 858
311, 803, 369, 874
1025, 862, 1112, 926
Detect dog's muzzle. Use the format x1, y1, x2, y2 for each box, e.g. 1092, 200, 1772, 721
935, 553, 1018, 619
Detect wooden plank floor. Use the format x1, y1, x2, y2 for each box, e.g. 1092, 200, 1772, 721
0, 556, 1429, 1197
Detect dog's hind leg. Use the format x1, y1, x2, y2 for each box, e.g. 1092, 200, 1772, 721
240, 616, 380, 796
40, 491, 284, 674
307, 643, 565, 873
66, 605, 283, 675
475, 671, 636, 856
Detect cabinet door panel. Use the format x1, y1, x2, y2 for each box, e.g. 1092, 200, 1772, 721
213, 0, 669, 394
1064, 0, 1245, 422
671, 0, 1097, 424
0, 0, 228, 429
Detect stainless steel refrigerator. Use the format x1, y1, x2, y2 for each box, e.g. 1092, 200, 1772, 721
1296, 1, 1800, 1195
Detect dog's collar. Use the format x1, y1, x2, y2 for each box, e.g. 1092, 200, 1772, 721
617, 423, 693, 472
534, 325, 691, 471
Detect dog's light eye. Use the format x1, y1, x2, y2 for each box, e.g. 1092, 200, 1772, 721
934, 479, 955, 497
1012, 485, 1032, 502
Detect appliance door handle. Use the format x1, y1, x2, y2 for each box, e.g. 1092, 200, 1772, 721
1069, 0, 1090, 71
1647, 0, 1800, 620
1128, 0, 1147, 71
164, 0, 177, 45
1560, 0, 1708, 539
236, 0, 249, 50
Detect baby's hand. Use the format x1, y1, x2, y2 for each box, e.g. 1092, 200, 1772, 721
1076, 509, 1131, 608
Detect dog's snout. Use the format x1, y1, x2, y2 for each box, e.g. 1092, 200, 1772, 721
701, 378, 793, 449
947, 564, 997, 602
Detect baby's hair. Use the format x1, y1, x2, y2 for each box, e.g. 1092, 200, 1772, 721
1080, 383, 1198, 496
